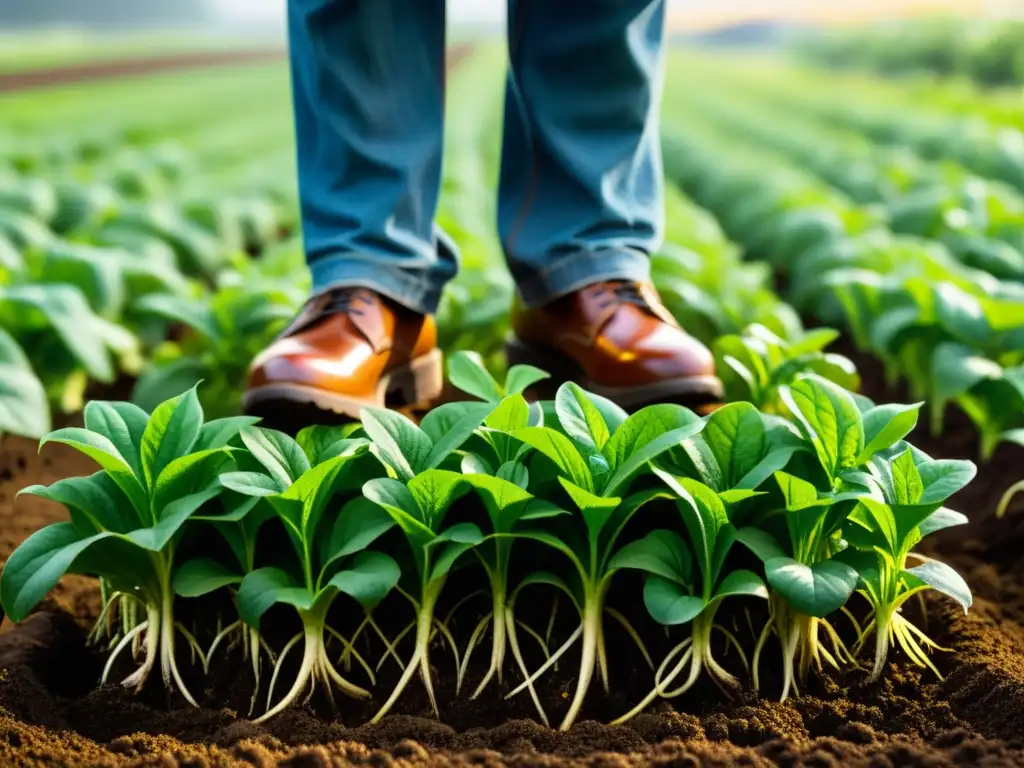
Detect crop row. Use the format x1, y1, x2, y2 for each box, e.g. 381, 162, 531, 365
0, 350, 975, 730
795, 18, 1024, 88
0, 46, 818, 439
659, 65, 1024, 459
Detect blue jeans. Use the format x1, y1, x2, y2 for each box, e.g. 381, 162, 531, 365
289, 0, 665, 314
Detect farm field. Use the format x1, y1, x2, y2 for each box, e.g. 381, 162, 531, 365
0, 39, 1023, 767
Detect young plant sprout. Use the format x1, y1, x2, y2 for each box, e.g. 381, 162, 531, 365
844, 448, 975, 681
362, 468, 483, 722
737, 376, 935, 699
611, 473, 767, 724
446, 349, 550, 406
502, 383, 706, 730
458, 462, 566, 698
223, 427, 399, 723
0, 387, 233, 706
713, 324, 859, 414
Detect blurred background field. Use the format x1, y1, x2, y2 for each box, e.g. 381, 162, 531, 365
1, 0, 1024, 456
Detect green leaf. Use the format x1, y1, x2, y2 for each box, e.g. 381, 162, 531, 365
295, 423, 360, 464
917, 460, 977, 505
236, 567, 303, 626
429, 523, 484, 582
555, 382, 611, 456
363, 477, 435, 546
931, 343, 1001, 411
602, 404, 705, 496
906, 560, 972, 613
41, 427, 148, 515
558, 477, 621, 543
361, 407, 432, 480
220, 471, 284, 497
421, 401, 493, 445
152, 448, 230, 510
775, 471, 820, 510
19, 471, 133, 534
324, 551, 400, 610
0, 358, 49, 439
608, 529, 693, 584
128, 486, 222, 551
713, 569, 768, 601
424, 404, 489, 470
512, 426, 592, 491
461, 452, 495, 476
173, 558, 241, 598
642, 576, 706, 626
141, 385, 203, 490
890, 449, 924, 506
766, 557, 859, 617
0, 522, 112, 622
496, 461, 529, 489
484, 395, 529, 433
407, 469, 469, 529
857, 403, 923, 464
240, 427, 310, 487
736, 526, 788, 562
702, 402, 766, 489
447, 351, 503, 402
505, 364, 550, 396
83, 400, 148, 478
673, 476, 730, 586
326, 497, 397, 561
918, 507, 968, 538
781, 375, 864, 478
195, 416, 261, 452
465, 473, 533, 531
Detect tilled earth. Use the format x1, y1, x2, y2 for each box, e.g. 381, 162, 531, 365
0, 354, 1023, 767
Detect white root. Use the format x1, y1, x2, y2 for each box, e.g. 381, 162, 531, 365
256, 626, 371, 724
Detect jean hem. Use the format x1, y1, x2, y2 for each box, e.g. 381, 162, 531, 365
309, 254, 444, 315
515, 247, 652, 307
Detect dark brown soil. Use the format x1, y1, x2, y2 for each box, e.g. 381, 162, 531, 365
2, 345, 1024, 767
0, 50, 287, 93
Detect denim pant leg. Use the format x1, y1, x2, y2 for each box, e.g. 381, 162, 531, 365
500, 0, 666, 307
288, 0, 457, 315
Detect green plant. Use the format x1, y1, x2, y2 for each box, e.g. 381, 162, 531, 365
0, 386, 235, 705
735, 375, 921, 700
499, 383, 706, 729
611, 472, 767, 723
132, 282, 300, 418
714, 324, 860, 414
843, 447, 975, 680
219, 426, 399, 723
359, 404, 492, 722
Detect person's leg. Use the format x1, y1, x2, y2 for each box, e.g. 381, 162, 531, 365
244, 0, 451, 421
291, 0, 456, 315
502, 1, 723, 409
499, 0, 664, 305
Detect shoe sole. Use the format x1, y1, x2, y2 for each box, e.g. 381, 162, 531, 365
242, 348, 444, 421
505, 338, 724, 410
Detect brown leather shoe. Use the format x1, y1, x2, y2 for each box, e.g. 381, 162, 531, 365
243, 288, 442, 419
508, 281, 722, 408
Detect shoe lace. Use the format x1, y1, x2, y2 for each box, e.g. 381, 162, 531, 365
611, 282, 647, 308
321, 288, 365, 316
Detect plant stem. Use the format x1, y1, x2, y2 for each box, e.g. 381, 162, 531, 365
559, 597, 600, 731
255, 626, 319, 724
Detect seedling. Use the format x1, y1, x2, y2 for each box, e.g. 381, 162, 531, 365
223, 426, 399, 723
844, 447, 975, 681
0, 386, 232, 705
501, 383, 706, 729
612, 473, 767, 723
